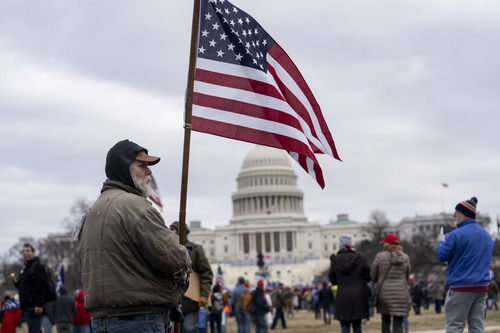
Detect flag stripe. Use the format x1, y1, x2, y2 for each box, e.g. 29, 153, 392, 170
194, 60, 326, 153
192, 115, 320, 164
195, 68, 284, 101
268, 45, 340, 159
193, 104, 316, 152
266, 63, 322, 153
193, 93, 303, 132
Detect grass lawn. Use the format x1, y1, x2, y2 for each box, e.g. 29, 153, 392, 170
225, 307, 500, 333
11, 307, 500, 332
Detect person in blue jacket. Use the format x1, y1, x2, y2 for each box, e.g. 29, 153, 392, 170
436, 196, 493, 333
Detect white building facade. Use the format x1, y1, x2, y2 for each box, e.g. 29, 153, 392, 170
189, 145, 368, 286
189, 145, 494, 287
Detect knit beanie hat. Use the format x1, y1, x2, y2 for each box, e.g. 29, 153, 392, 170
338, 234, 353, 250
455, 197, 478, 218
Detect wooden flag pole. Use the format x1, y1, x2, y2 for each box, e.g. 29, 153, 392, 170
175, 1, 200, 332
179, 0, 200, 246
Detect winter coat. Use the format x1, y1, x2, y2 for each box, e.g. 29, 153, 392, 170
271, 289, 285, 308
488, 280, 499, 295
370, 250, 411, 317
430, 283, 445, 301
250, 288, 269, 317
1, 299, 21, 333
181, 239, 213, 314
78, 180, 191, 318
329, 249, 370, 321
14, 257, 53, 311
436, 219, 493, 289
318, 286, 333, 308
73, 290, 91, 326
209, 292, 224, 315
45, 292, 76, 324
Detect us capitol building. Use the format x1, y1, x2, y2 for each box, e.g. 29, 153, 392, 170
188, 145, 370, 286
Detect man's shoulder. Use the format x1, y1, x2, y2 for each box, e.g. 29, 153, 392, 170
95, 187, 156, 218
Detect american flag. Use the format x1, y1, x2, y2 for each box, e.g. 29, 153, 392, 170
191, 0, 340, 188
215, 265, 224, 289
56, 264, 64, 296
148, 174, 163, 211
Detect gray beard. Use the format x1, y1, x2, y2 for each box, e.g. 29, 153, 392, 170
131, 173, 151, 198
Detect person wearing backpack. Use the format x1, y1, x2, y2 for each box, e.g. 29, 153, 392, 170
231, 277, 250, 333
10, 243, 56, 333
209, 284, 224, 333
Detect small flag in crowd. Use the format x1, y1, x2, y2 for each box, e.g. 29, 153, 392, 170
148, 174, 163, 211
56, 264, 64, 296
263, 255, 272, 266
191, 0, 341, 188
215, 266, 224, 289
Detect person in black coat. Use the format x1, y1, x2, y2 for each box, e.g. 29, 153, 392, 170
318, 281, 333, 325
329, 234, 370, 333
250, 280, 269, 333
10, 243, 55, 333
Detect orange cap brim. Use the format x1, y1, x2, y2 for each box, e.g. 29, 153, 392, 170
136, 151, 160, 165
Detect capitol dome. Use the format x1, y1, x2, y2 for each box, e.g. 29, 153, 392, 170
230, 145, 305, 225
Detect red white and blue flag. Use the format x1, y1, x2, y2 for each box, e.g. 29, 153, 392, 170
191, 0, 341, 188
215, 266, 224, 289
56, 264, 64, 296
148, 174, 163, 211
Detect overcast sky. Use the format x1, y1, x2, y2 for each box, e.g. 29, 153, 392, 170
1, 0, 499, 255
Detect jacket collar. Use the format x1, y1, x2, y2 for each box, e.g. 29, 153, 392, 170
457, 219, 476, 228
101, 179, 142, 196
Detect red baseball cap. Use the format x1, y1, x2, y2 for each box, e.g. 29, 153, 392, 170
257, 280, 264, 287
379, 233, 400, 245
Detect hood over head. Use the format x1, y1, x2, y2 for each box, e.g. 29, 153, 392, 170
389, 251, 406, 266
333, 249, 360, 274
105, 139, 160, 189
77, 290, 85, 302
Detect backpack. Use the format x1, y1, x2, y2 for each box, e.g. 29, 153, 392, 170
236, 289, 249, 309
244, 293, 253, 313
211, 294, 223, 314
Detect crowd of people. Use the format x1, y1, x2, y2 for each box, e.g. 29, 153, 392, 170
0, 140, 495, 333
1, 243, 91, 333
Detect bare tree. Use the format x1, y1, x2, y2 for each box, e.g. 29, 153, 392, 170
356, 210, 391, 263
61, 197, 91, 234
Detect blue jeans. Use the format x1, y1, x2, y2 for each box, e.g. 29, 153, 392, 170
181, 311, 198, 333
340, 320, 361, 333
252, 315, 268, 333
73, 324, 91, 333
235, 308, 249, 333
42, 315, 53, 333
488, 293, 498, 310
26, 314, 43, 333
271, 308, 286, 329
91, 313, 164, 333
209, 313, 221, 333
